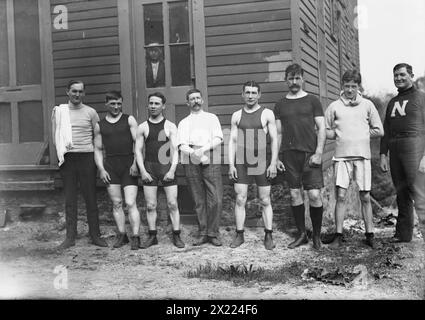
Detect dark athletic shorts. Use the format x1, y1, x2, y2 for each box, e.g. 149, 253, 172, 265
235, 163, 271, 187
143, 161, 177, 187
282, 150, 324, 190
104, 155, 139, 187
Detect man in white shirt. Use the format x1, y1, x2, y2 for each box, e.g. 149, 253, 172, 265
178, 88, 224, 246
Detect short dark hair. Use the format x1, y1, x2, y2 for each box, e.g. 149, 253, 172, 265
242, 80, 261, 93
393, 63, 413, 75
285, 63, 304, 79
105, 90, 122, 102
148, 92, 166, 104
67, 80, 84, 90
342, 69, 362, 85
186, 88, 202, 101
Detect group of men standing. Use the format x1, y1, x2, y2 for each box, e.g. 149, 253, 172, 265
51, 62, 425, 252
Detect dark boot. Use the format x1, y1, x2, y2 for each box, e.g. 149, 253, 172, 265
310, 207, 323, 250
91, 235, 108, 247
365, 232, 376, 249
192, 235, 209, 246
172, 230, 185, 248
130, 235, 140, 250
57, 237, 76, 250
288, 205, 308, 249
264, 229, 276, 250
113, 232, 129, 248
329, 232, 344, 248
230, 230, 245, 248
57, 211, 77, 250
140, 230, 158, 249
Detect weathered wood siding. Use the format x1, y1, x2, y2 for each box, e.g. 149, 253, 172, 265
204, 0, 292, 128
51, 0, 120, 117
298, 0, 320, 96
296, 0, 360, 169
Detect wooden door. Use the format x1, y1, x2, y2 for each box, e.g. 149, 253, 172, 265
132, 0, 201, 125
0, 0, 51, 166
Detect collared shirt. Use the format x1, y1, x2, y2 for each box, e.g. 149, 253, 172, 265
151, 62, 159, 81
177, 110, 223, 147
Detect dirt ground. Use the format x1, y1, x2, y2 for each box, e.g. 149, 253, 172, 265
0, 208, 424, 300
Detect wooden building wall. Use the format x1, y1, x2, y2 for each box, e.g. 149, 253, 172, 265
295, 0, 360, 169
204, 0, 293, 129
51, 0, 120, 118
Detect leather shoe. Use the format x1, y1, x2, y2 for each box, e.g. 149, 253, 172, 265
208, 236, 222, 247
288, 232, 308, 249
140, 235, 158, 249
113, 233, 129, 248
389, 236, 411, 243
130, 236, 140, 250
91, 236, 108, 247
329, 233, 343, 249
172, 231, 185, 248
193, 236, 209, 246
57, 238, 75, 250
230, 232, 244, 248
264, 232, 276, 250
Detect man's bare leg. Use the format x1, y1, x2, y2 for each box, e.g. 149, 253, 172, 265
164, 185, 185, 248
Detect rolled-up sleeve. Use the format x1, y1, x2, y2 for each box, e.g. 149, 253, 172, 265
211, 114, 223, 141
177, 119, 189, 146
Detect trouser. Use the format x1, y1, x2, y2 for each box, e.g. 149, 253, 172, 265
184, 163, 223, 237
389, 136, 425, 241
59, 152, 101, 239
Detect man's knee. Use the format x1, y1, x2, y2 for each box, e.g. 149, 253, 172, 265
359, 191, 371, 203
259, 196, 271, 208
167, 200, 178, 212
336, 189, 347, 202
125, 198, 137, 209
112, 199, 123, 210
146, 202, 157, 212
235, 193, 247, 207
307, 190, 322, 206
290, 189, 303, 206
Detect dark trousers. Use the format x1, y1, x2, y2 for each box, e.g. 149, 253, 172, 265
59, 152, 100, 239
185, 163, 223, 237
389, 136, 425, 241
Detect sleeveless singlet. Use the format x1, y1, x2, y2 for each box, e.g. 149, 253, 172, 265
145, 118, 170, 163
236, 106, 270, 165
98, 114, 133, 157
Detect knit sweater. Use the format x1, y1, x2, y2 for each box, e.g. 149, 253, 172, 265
325, 93, 384, 159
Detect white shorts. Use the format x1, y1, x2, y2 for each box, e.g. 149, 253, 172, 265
334, 159, 371, 191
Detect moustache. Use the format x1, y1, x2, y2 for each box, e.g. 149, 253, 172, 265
290, 84, 300, 89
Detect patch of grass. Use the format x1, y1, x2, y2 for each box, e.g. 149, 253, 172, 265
186, 261, 306, 285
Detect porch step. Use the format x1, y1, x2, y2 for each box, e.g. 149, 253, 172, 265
0, 180, 55, 191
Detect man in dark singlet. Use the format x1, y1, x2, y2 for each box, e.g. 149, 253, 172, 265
135, 92, 185, 248
228, 81, 278, 250
380, 63, 425, 243
274, 64, 326, 250
94, 90, 141, 250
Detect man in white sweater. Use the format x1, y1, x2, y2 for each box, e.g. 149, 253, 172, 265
324, 70, 384, 249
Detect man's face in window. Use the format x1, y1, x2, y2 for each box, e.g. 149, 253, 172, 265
147, 47, 161, 62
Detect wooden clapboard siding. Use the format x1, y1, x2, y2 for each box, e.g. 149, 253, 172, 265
51, 0, 120, 113
299, 0, 320, 94
204, 0, 292, 127
324, 0, 342, 101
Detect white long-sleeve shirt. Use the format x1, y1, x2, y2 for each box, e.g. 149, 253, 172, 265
177, 110, 223, 148
325, 94, 384, 159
